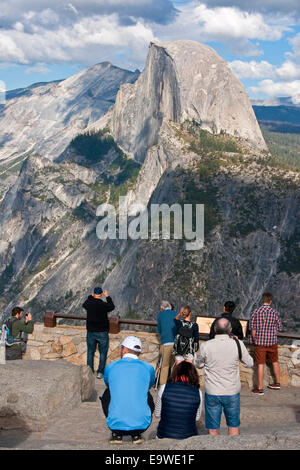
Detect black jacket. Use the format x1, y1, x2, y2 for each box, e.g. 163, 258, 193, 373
209, 313, 244, 340
82, 295, 115, 332
157, 382, 200, 439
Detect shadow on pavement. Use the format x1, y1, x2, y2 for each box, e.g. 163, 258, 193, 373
0, 407, 32, 449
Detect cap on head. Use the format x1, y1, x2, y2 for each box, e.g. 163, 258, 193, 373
94, 287, 103, 295
120, 336, 142, 353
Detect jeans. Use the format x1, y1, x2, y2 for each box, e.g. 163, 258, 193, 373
6, 348, 22, 360
87, 331, 109, 374
205, 393, 240, 430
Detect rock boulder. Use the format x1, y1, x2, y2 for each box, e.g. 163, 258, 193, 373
0, 360, 95, 428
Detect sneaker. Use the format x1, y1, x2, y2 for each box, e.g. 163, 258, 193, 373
267, 383, 280, 390
96, 373, 104, 379
131, 434, 144, 444
110, 432, 123, 444
252, 387, 264, 395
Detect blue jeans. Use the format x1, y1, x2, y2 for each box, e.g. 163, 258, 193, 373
205, 393, 240, 430
86, 331, 109, 374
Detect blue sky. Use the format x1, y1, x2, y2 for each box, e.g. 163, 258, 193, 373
1, 1, 300, 102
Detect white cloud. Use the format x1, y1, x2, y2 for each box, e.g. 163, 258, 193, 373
25, 65, 50, 75
230, 60, 276, 79
289, 33, 300, 63
0, 14, 154, 67
0, 32, 26, 63
230, 54, 300, 102
0, 1, 294, 70
65, 3, 79, 15
202, 1, 300, 15
152, 2, 289, 57
13, 21, 24, 32
250, 79, 300, 101
277, 60, 300, 79
230, 58, 300, 80
0, 0, 177, 28
193, 4, 283, 41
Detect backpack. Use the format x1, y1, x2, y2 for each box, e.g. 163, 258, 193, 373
174, 320, 197, 356
0, 318, 22, 347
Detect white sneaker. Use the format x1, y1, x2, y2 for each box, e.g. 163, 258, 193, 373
97, 373, 104, 379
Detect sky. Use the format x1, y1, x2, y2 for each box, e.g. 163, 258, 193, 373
1, 0, 300, 102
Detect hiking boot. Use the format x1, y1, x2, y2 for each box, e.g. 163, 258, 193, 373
131, 434, 144, 444
110, 432, 123, 444
267, 383, 280, 390
97, 372, 104, 379
252, 387, 264, 395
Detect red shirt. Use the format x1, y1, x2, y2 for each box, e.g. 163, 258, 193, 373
250, 305, 282, 347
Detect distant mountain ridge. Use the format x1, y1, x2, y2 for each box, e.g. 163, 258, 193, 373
0, 62, 140, 164
5, 80, 64, 100
253, 105, 300, 133
251, 96, 300, 107
251, 96, 300, 134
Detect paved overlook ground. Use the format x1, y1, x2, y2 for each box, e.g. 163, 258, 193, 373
0, 374, 299, 451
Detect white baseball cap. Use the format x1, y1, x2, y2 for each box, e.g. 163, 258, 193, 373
119, 336, 142, 353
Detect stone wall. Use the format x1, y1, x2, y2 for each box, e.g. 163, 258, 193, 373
22, 323, 160, 368
23, 323, 300, 388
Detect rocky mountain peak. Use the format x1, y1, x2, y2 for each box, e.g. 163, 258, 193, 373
107, 39, 266, 162
0, 63, 140, 165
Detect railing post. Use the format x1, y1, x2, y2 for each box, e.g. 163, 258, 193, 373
109, 316, 120, 334
44, 311, 56, 328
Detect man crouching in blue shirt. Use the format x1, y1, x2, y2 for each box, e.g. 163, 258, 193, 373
101, 336, 155, 444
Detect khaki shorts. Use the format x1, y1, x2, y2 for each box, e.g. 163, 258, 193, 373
254, 344, 278, 364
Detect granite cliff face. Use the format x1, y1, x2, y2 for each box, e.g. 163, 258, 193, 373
0, 40, 299, 332
101, 40, 266, 163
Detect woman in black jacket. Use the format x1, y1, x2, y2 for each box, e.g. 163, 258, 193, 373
155, 361, 202, 439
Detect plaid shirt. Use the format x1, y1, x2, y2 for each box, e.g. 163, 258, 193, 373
250, 305, 282, 347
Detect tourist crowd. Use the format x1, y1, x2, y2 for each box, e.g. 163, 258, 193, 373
85, 288, 282, 444
4, 289, 282, 444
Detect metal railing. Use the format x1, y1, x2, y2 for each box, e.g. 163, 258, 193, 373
44, 311, 300, 340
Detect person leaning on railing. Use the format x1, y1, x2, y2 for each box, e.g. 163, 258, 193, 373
157, 301, 178, 387
82, 287, 115, 379
250, 292, 282, 395
209, 301, 244, 340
